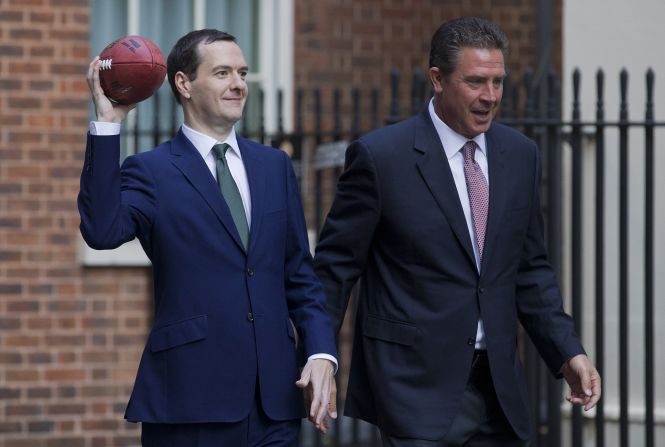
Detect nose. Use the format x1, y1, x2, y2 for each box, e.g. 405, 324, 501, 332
480, 82, 500, 103
229, 71, 246, 91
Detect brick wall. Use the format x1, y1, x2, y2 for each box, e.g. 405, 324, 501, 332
0, 1, 562, 444
0, 0, 150, 445
295, 0, 562, 226
295, 0, 562, 131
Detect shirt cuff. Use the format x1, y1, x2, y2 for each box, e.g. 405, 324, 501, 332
307, 353, 338, 375
89, 121, 121, 136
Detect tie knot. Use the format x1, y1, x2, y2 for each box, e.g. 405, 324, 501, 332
462, 141, 478, 162
211, 143, 230, 160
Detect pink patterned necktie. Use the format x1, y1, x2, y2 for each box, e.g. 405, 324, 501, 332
462, 141, 489, 262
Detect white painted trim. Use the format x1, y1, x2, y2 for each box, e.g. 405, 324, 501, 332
79, 235, 151, 267
258, 0, 294, 133
277, 0, 294, 132
125, 0, 140, 155
193, 0, 205, 30
258, 0, 276, 133
127, 0, 139, 35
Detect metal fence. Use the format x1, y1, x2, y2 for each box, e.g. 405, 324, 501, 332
128, 67, 663, 447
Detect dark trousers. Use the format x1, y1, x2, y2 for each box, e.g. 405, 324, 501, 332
141, 393, 300, 447
382, 351, 528, 447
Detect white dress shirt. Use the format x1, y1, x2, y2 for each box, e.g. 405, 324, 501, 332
427, 99, 488, 350
89, 121, 338, 369
180, 124, 252, 227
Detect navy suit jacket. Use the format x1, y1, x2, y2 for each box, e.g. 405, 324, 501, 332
79, 129, 337, 423
314, 108, 584, 440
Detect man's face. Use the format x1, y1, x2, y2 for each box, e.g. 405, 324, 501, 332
430, 47, 505, 139
182, 40, 248, 133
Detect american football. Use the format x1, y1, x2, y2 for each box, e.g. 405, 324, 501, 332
98, 35, 166, 105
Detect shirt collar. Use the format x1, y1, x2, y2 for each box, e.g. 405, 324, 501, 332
427, 98, 487, 160
181, 123, 242, 160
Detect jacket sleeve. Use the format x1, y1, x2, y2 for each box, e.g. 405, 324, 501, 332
78, 133, 156, 250
313, 140, 381, 334
281, 151, 338, 360
515, 143, 585, 377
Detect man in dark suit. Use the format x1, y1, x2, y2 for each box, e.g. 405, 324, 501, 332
79, 29, 337, 446
314, 17, 601, 446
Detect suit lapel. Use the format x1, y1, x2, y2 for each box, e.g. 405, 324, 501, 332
481, 126, 508, 273
168, 130, 246, 252
413, 110, 476, 268
237, 137, 265, 255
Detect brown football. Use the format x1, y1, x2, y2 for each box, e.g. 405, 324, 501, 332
98, 35, 166, 105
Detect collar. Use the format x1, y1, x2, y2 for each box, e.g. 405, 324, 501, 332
181, 123, 242, 160
427, 98, 487, 160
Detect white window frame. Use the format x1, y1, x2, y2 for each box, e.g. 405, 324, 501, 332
80, 0, 294, 266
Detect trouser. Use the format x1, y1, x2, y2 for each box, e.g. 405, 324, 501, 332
141, 391, 300, 447
382, 350, 529, 447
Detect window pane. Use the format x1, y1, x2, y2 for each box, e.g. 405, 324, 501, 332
133, 0, 194, 152
90, 0, 261, 154
90, 0, 129, 159
205, 0, 258, 70
205, 1, 260, 135
90, 0, 128, 55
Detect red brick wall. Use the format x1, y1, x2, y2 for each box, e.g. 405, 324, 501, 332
0, 0, 150, 445
0, 1, 562, 444
295, 0, 562, 224
295, 0, 562, 131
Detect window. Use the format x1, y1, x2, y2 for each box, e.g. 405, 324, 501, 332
82, 0, 293, 266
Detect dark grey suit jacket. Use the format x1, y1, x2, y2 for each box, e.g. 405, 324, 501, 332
314, 108, 584, 440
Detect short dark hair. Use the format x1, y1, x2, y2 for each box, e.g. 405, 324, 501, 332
167, 29, 237, 104
429, 17, 509, 77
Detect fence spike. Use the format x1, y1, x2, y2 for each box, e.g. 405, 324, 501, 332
333, 88, 341, 140
352, 87, 360, 138
645, 69, 654, 122
596, 69, 605, 122
620, 69, 629, 121
388, 67, 400, 123
572, 68, 581, 122
295, 89, 303, 133
371, 87, 379, 129
411, 68, 425, 116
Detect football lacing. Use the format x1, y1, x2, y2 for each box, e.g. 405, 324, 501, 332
99, 59, 113, 70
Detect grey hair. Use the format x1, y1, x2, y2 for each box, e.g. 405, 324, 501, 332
429, 17, 509, 76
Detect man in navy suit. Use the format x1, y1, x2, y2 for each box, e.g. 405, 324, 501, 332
314, 17, 601, 446
79, 29, 337, 446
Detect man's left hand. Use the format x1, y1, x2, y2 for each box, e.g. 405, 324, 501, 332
296, 358, 336, 433
562, 354, 601, 411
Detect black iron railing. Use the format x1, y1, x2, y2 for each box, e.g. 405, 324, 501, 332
125, 67, 662, 447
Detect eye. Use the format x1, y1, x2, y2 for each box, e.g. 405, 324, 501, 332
466, 78, 482, 88
215, 70, 228, 77
239, 70, 248, 79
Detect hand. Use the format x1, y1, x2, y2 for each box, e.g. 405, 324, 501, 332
303, 375, 337, 434
86, 56, 135, 123
561, 354, 601, 411
296, 358, 336, 433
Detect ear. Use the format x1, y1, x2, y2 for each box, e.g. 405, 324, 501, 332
174, 71, 192, 100
429, 67, 444, 93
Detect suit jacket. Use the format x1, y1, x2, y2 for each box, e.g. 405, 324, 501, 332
78, 129, 337, 423
313, 108, 584, 440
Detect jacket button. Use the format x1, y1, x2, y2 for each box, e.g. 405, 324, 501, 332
467, 337, 476, 346
246, 268, 254, 276
247, 312, 254, 322
478, 287, 485, 294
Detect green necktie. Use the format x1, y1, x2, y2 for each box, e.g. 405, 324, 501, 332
211, 143, 249, 251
